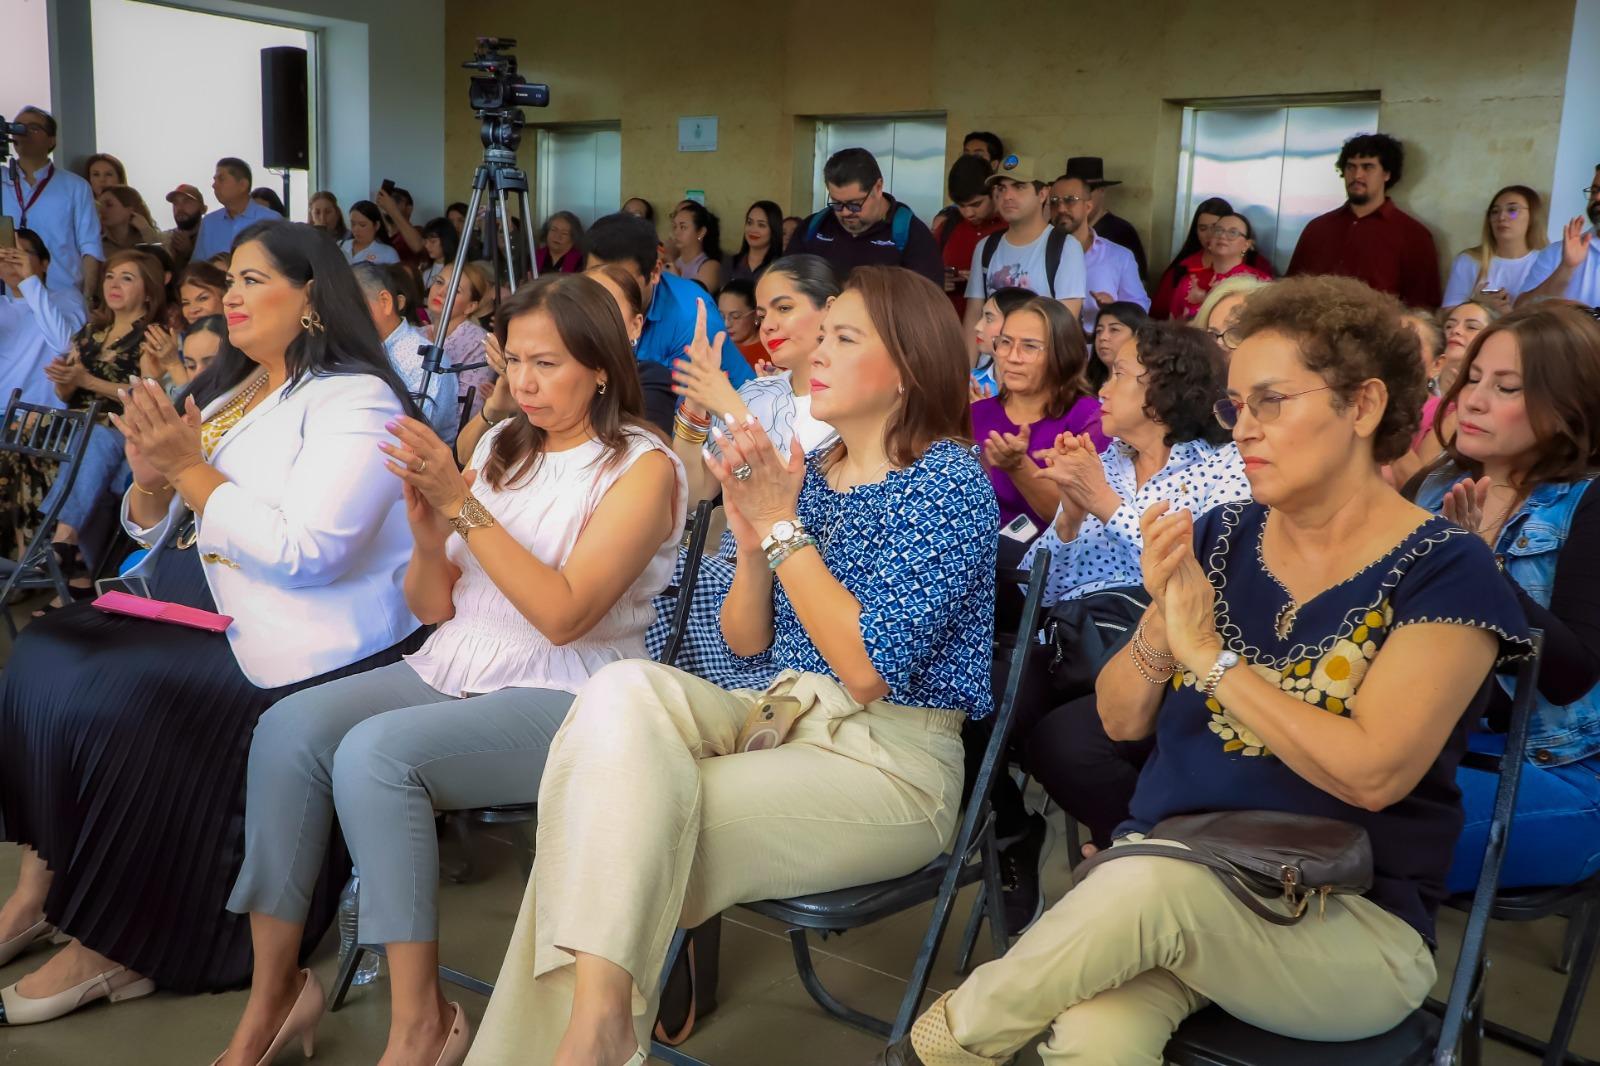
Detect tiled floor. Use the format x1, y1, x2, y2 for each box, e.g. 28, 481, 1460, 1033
0, 601, 1594, 1064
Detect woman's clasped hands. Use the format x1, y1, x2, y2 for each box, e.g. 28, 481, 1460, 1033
109, 377, 205, 489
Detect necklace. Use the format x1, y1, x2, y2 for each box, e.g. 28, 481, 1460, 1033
199, 372, 271, 460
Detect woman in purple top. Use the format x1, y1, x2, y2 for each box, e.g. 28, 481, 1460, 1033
973, 296, 1107, 528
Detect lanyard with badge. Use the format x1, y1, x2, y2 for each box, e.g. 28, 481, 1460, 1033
8, 160, 54, 228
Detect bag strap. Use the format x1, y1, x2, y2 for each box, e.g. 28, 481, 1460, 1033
1075, 842, 1306, 926
889, 202, 912, 251
979, 231, 1004, 299
1044, 226, 1068, 299
804, 209, 827, 243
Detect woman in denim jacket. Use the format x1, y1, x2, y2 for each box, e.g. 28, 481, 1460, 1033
1411, 300, 1600, 892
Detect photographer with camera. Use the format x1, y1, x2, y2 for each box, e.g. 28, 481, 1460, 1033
0, 228, 88, 407
2, 108, 103, 300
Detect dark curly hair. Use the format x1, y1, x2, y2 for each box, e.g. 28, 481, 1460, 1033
1231, 275, 1424, 463
1337, 133, 1405, 189
1130, 322, 1232, 446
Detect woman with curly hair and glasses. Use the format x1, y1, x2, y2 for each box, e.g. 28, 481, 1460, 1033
881, 275, 1531, 1066
982, 321, 1254, 935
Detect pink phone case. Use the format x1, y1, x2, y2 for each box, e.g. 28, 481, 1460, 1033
92, 590, 233, 633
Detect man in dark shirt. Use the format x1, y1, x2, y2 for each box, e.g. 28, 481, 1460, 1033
1287, 133, 1441, 308
784, 147, 944, 287
1066, 156, 1148, 280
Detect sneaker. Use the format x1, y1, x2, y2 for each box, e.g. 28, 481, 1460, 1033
997, 811, 1051, 937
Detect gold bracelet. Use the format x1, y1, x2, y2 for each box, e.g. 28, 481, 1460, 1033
1132, 616, 1177, 671
132, 480, 167, 497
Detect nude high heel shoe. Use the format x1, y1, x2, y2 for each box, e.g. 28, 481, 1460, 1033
209, 968, 324, 1066
432, 1002, 471, 1066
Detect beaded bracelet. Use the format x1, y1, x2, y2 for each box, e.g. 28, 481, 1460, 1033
766, 534, 817, 571
1132, 616, 1177, 672
1128, 640, 1174, 686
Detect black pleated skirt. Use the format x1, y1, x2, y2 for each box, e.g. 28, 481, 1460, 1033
0, 547, 422, 993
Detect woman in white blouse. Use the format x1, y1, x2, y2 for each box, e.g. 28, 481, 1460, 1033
984, 322, 1254, 936
215, 274, 684, 1066
339, 200, 401, 267
1441, 185, 1549, 310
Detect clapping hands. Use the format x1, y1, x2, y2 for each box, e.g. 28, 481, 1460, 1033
1139, 502, 1220, 672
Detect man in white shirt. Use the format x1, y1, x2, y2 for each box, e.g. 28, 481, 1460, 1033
1051, 174, 1149, 332
0, 228, 87, 407
353, 262, 459, 443
191, 158, 281, 263
0, 107, 103, 298
1518, 165, 1600, 306
963, 155, 1086, 355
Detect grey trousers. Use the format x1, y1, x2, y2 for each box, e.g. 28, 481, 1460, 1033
226, 661, 575, 944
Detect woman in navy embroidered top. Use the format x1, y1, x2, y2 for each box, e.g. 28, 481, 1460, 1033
1408, 301, 1600, 895
886, 275, 1531, 1065
466, 266, 996, 1066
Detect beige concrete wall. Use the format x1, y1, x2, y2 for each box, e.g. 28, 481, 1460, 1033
443, 0, 1575, 278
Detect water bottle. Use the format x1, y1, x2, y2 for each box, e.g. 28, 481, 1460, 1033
337, 871, 382, 986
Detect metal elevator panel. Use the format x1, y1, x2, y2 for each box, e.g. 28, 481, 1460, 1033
534, 126, 622, 229
813, 115, 948, 222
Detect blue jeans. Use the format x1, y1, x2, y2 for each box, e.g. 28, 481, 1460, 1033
1447, 733, 1600, 894
39, 424, 129, 531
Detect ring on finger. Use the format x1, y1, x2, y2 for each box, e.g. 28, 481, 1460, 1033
415, 458, 428, 474
732, 464, 754, 481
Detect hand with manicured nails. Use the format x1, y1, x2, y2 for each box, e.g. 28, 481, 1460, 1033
109, 377, 204, 482
702, 414, 805, 554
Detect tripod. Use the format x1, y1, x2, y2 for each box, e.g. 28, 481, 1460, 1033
417, 141, 540, 429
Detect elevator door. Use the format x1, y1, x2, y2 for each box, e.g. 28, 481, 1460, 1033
535, 126, 622, 229
813, 115, 947, 222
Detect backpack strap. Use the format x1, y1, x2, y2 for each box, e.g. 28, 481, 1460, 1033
889, 202, 912, 252
1044, 226, 1068, 300
804, 209, 828, 243
979, 231, 1004, 299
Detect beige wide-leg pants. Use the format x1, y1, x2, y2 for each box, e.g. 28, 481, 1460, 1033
465, 661, 966, 1065
909, 838, 1438, 1065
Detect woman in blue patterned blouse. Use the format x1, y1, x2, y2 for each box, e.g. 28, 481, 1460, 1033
465, 267, 996, 1066
883, 275, 1532, 1066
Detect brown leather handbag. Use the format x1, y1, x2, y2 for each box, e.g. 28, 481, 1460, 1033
1074, 810, 1374, 925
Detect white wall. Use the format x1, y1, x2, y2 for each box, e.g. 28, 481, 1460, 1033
44, 0, 446, 219
0, 0, 53, 120
90, 0, 311, 228
1549, 0, 1600, 237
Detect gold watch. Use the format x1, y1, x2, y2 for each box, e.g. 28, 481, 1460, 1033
448, 493, 497, 538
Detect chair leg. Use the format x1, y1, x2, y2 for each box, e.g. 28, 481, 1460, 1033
785, 928, 891, 1038
444, 814, 476, 884
954, 882, 986, 975
979, 828, 1009, 961
328, 940, 367, 1012
1542, 901, 1600, 1066
1557, 897, 1593, 975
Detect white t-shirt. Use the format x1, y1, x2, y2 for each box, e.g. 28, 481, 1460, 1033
1441, 250, 1544, 306
341, 238, 402, 266
965, 225, 1086, 302
1516, 237, 1600, 306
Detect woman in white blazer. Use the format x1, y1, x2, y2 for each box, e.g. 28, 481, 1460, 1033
0, 221, 423, 1026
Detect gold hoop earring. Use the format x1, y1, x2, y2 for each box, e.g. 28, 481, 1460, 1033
300, 309, 325, 335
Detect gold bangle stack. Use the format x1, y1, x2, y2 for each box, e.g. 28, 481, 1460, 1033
1129, 616, 1178, 685
674, 407, 711, 445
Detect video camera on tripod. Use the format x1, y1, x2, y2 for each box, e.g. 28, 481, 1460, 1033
416, 37, 547, 433
0, 115, 32, 164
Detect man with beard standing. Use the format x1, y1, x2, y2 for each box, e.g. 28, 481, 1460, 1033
161, 184, 206, 270
1287, 133, 1440, 308
1518, 165, 1600, 305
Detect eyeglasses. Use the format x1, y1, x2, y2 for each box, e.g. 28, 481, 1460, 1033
1585, 186, 1600, 198
1047, 195, 1085, 207
994, 334, 1047, 357
826, 196, 870, 215
1213, 385, 1334, 429
1210, 227, 1248, 241
1486, 206, 1524, 219
1206, 327, 1243, 351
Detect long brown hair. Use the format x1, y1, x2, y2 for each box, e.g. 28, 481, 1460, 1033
841, 266, 972, 466
999, 296, 1091, 419
1466, 185, 1549, 283
82, 152, 127, 186
101, 184, 154, 227
482, 273, 648, 490
1439, 300, 1600, 489
89, 249, 166, 333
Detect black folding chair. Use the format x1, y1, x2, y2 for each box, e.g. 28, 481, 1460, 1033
1163, 631, 1545, 1066
328, 499, 717, 1010
0, 390, 101, 637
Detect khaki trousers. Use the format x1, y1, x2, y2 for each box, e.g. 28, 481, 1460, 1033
464, 661, 966, 1065
909, 838, 1438, 1066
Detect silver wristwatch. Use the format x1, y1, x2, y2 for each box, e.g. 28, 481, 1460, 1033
1201, 649, 1242, 699
760, 519, 806, 554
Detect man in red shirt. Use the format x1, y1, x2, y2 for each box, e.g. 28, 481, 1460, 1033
935, 155, 1005, 319
1287, 133, 1441, 308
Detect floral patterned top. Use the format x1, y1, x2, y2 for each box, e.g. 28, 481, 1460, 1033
69, 321, 148, 425
1121, 502, 1531, 944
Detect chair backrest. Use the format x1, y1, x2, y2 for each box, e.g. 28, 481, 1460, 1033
1, 389, 101, 464
1433, 629, 1545, 1062
656, 499, 716, 669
